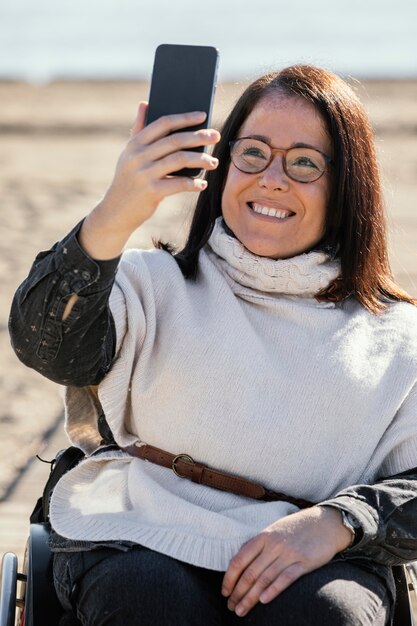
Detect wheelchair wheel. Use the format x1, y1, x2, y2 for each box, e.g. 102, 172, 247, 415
0, 553, 18, 626
23, 523, 67, 626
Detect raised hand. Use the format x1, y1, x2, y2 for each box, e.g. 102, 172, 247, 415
78, 101, 221, 260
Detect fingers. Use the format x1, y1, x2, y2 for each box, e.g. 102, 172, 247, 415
139, 110, 208, 144
227, 560, 306, 617
126, 109, 220, 180
130, 103, 208, 143
258, 562, 305, 605
129, 110, 220, 156
143, 127, 220, 163
150, 149, 219, 180
222, 536, 263, 598
130, 101, 148, 136
155, 176, 208, 196
223, 538, 278, 616
222, 508, 343, 617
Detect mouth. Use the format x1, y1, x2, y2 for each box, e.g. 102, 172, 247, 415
248, 202, 296, 220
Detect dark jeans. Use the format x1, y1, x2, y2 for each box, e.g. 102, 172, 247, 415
53, 545, 391, 625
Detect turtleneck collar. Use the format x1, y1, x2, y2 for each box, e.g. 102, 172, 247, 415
206, 217, 341, 299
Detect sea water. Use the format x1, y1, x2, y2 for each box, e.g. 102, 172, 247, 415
0, 0, 416, 82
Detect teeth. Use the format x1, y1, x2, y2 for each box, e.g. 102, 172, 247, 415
251, 203, 292, 219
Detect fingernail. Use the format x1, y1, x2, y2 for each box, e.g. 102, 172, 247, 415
221, 586, 229, 597
210, 157, 219, 166
227, 601, 235, 611
235, 605, 244, 617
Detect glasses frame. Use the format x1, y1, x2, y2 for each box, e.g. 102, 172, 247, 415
229, 137, 333, 184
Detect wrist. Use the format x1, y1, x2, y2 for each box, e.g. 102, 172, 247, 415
317, 505, 357, 552
79, 204, 133, 260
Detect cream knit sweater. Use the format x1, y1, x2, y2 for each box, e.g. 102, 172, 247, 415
50, 218, 417, 571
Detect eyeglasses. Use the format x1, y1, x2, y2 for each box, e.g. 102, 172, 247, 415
229, 137, 332, 183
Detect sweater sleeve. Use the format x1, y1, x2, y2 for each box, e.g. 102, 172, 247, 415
318, 382, 417, 565
8, 221, 120, 387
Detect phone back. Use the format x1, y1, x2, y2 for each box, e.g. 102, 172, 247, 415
146, 44, 218, 126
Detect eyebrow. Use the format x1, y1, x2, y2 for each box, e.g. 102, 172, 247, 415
244, 134, 325, 153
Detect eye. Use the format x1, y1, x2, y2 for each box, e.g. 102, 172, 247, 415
290, 155, 320, 170
241, 146, 268, 160
233, 138, 270, 162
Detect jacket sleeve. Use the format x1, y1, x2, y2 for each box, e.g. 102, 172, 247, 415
8, 221, 120, 387
319, 465, 417, 565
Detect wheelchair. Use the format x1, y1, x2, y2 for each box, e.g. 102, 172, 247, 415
0, 522, 74, 626
1, 447, 417, 626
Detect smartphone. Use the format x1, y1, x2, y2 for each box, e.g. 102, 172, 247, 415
145, 44, 219, 177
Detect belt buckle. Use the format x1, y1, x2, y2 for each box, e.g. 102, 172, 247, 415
172, 453, 195, 478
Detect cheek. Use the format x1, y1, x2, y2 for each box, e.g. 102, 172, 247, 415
220, 187, 231, 220
307, 181, 329, 223
221, 169, 241, 213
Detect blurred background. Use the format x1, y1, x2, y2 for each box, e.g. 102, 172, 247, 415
1, 0, 416, 555
1, 0, 416, 81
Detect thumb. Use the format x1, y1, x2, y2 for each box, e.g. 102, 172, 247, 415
130, 101, 148, 136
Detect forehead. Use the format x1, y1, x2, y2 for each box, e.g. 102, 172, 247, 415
239, 94, 331, 153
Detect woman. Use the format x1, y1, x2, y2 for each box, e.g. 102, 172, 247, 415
9, 65, 417, 625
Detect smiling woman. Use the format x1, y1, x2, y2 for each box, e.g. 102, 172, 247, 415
221, 95, 331, 259
176, 65, 415, 313
9, 64, 417, 626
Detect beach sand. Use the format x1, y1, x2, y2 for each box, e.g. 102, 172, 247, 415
1, 79, 416, 500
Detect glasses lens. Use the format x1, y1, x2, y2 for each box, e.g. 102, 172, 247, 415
230, 138, 271, 173
285, 148, 327, 182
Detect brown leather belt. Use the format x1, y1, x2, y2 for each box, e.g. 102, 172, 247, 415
123, 443, 314, 509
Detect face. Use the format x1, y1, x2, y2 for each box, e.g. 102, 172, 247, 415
221, 94, 332, 259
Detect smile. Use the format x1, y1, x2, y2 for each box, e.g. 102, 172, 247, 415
249, 203, 295, 219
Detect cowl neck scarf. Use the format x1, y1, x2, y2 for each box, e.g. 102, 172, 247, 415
206, 217, 341, 298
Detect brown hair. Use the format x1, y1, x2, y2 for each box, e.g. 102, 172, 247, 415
167, 65, 415, 313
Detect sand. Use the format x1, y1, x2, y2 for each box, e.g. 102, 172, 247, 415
0, 78, 416, 500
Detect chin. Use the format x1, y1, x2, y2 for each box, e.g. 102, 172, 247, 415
240, 237, 290, 259
244, 245, 285, 259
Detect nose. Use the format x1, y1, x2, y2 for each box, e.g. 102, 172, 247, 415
257, 154, 290, 192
